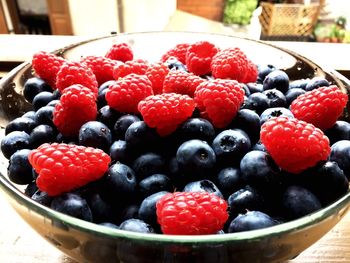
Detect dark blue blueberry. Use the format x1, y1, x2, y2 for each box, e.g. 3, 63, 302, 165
289, 79, 309, 90
227, 186, 265, 218
240, 150, 281, 189
260, 107, 294, 125
245, 92, 269, 115
325, 121, 350, 145
262, 88, 287, 108
178, 118, 215, 143
113, 114, 141, 140
132, 153, 166, 180
51, 193, 93, 222
87, 193, 116, 224
32, 91, 55, 111
183, 179, 223, 198
138, 191, 169, 227
251, 141, 267, 152
34, 105, 54, 126
47, 99, 60, 107
305, 77, 330, 91
98, 80, 115, 109
7, 149, 33, 184
139, 174, 173, 198
119, 219, 155, 233
52, 89, 61, 100
246, 83, 263, 94
257, 64, 276, 83
23, 77, 52, 103
79, 121, 112, 152
99, 222, 119, 229
230, 109, 260, 144
1, 131, 31, 159
329, 140, 350, 178
176, 139, 216, 177
25, 181, 38, 197
119, 204, 140, 222
228, 211, 278, 233
285, 88, 306, 106
22, 110, 36, 120
212, 129, 251, 166
56, 133, 78, 144
282, 186, 321, 220
240, 84, 251, 96
263, 70, 289, 94
97, 105, 121, 129
125, 121, 160, 151
109, 140, 133, 164
30, 124, 57, 148
31, 190, 53, 206
5, 117, 37, 135
166, 57, 187, 72
216, 167, 243, 198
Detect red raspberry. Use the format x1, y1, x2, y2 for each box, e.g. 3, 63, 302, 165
55, 61, 98, 96
106, 74, 153, 113
211, 47, 257, 83
145, 63, 170, 94
32, 51, 66, 88
81, 55, 121, 86
160, 43, 190, 64
163, 70, 205, 97
53, 85, 97, 136
138, 93, 195, 136
260, 116, 331, 174
186, 41, 219, 76
105, 42, 133, 62
113, 59, 149, 79
194, 79, 245, 128
156, 192, 228, 235
290, 86, 348, 130
29, 143, 111, 196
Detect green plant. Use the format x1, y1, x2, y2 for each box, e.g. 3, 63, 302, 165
223, 0, 258, 25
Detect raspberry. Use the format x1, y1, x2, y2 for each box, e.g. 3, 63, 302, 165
160, 43, 190, 64
260, 116, 331, 174
29, 143, 111, 196
32, 51, 66, 88
186, 41, 219, 76
194, 79, 245, 128
156, 192, 228, 235
163, 70, 205, 97
55, 61, 98, 95
145, 63, 170, 94
138, 93, 195, 136
106, 74, 153, 113
105, 42, 133, 62
53, 85, 97, 136
113, 59, 149, 79
290, 86, 348, 130
81, 55, 120, 86
211, 47, 256, 83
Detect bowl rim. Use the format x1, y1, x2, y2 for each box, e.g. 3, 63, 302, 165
1, 31, 350, 244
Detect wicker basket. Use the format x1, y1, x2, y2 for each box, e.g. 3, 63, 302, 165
259, 2, 322, 36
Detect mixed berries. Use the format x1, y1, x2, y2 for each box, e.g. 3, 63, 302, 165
1, 39, 349, 236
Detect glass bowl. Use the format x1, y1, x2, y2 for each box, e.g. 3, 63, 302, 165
0, 32, 350, 263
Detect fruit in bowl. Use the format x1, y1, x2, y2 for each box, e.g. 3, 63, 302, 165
0, 32, 350, 263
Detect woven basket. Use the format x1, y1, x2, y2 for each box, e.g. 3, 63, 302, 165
259, 2, 322, 36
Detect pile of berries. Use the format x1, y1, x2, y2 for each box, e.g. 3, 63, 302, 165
1, 40, 350, 236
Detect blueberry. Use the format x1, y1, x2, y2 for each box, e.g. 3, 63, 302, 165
260, 107, 294, 125
113, 114, 141, 140
119, 219, 155, 233
125, 121, 160, 152
285, 88, 306, 106
325, 121, 350, 145
178, 118, 215, 143
23, 77, 52, 103
7, 149, 33, 184
240, 84, 251, 96
99, 222, 119, 229
289, 79, 309, 90
257, 64, 276, 83
132, 153, 166, 180
31, 190, 53, 206
52, 89, 61, 100
79, 121, 112, 152
282, 186, 322, 220
240, 150, 281, 189
5, 117, 37, 135
51, 193, 93, 222
305, 77, 329, 91
138, 191, 169, 227
22, 110, 36, 120
228, 211, 278, 233
34, 105, 54, 126
263, 70, 289, 94
329, 140, 350, 178
251, 141, 267, 152
47, 99, 60, 107
212, 129, 251, 166
230, 109, 260, 144
87, 193, 116, 223
119, 204, 140, 222
139, 174, 173, 198
109, 140, 133, 164
25, 181, 38, 197
216, 167, 243, 198
1, 131, 31, 159
262, 89, 287, 108
98, 80, 115, 108
97, 105, 120, 129
245, 93, 269, 115
56, 133, 78, 144
176, 139, 216, 177
30, 124, 57, 148
246, 83, 263, 94
183, 179, 223, 198
166, 57, 187, 72
32, 91, 55, 111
